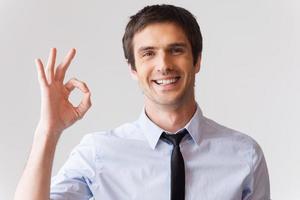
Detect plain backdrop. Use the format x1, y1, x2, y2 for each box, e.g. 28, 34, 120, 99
0, 0, 299, 199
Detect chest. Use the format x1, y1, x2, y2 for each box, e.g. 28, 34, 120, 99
90, 141, 250, 200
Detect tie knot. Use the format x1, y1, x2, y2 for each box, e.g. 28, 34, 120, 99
161, 128, 188, 146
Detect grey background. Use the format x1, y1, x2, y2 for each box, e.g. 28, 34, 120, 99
0, 0, 299, 199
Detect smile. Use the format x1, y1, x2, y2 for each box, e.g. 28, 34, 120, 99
153, 77, 180, 85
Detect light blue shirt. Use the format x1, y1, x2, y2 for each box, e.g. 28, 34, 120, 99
50, 104, 270, 200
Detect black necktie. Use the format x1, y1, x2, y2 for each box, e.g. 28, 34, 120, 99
161, 129, 188, 200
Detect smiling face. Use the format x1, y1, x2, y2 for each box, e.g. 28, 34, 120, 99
130, 22, 201, 108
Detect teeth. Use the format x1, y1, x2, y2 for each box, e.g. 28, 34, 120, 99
156, 78, 177, 85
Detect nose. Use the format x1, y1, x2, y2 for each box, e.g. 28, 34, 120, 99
155, 51, 173, 74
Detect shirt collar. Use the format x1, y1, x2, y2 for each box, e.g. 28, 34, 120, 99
137, 103, 204, 150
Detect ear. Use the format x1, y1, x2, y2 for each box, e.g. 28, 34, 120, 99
128, 64, 138, 81
194, 54, 201, 74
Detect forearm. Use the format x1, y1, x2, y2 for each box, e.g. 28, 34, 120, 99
14, 127, 61, 200
15, 47, 91, 199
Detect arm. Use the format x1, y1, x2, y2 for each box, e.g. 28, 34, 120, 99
14, 48, 92, 200
243, 141, 270, 200
249, 146, 270, 200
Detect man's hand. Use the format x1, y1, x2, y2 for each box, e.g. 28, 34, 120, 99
14, 48, 92, 200
35, 48, 91, 137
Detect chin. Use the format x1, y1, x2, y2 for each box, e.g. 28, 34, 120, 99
154, 96, 184, 106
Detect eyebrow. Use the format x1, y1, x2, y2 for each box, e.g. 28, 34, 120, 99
137, 46, 156, 54
168, 42, 188, 49
137, 42, 188, 54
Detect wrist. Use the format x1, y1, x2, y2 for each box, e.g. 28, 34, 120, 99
34, 124, 62, 143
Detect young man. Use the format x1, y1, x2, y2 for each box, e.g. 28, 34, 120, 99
14, 4, 270, 200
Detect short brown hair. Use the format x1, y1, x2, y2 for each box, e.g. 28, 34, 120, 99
122, 4, 203, 70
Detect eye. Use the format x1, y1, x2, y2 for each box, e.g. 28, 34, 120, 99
170, 47, 184, 55
142, 51, 155, 57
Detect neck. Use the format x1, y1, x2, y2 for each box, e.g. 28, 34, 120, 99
144, 98, 197, 133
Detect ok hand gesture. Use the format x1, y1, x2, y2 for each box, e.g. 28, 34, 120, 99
35, 48, 91, 137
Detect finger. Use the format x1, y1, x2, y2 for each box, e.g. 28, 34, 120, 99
35, 58, 48, 87
46, 48, 56, 83
75, 90, 92, 119
64, 78, 90, 92
64, 77, 89, 97
64, 78, 91, 118
55, 48, 76, 82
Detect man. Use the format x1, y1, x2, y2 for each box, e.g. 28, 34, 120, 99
14, 4, 270, 200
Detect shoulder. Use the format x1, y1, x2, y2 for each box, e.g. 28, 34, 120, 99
78, 121, 147, 150
200, 116, 265, 162
84, 120, 144, 139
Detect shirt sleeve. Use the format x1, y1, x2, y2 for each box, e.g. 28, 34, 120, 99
243, 140, 271, 200
50, 134, 96, 200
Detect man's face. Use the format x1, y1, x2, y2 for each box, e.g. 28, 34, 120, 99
130, 22, 201, 107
